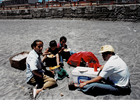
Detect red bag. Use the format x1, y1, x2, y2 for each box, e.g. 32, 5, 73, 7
67, 51, 101, 68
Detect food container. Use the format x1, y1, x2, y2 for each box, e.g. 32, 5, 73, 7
62, 48, 71, 61
49, 65, 60, 74
72, 67, 99, 84
45, 55, 57, 67
9, 51, 29, 70
63, 48, 71, 52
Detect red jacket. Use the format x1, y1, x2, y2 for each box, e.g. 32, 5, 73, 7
67, 51, 101, 68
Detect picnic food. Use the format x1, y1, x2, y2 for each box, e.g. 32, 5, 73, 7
47, 54, 54, 58
64, 48, 71, 52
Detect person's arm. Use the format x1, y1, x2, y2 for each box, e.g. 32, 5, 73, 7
56, 54, 60, 65
57, 43, 61, 54
32, 70, 43, 78
58, 47, 64, 54
99, 65, 104, 70
43, 48, 51, 56
97, 65, 104, 76
79, 76, 103, 88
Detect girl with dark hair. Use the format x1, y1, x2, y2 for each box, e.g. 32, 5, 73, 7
42, 40, 60, 66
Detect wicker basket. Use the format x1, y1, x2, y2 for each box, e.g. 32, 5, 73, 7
9, 51, 29, 70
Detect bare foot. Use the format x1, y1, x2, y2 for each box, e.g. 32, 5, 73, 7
36, 89, 43, 94
33, 88, 43, 98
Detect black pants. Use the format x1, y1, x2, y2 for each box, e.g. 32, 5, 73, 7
33, 73, 44, 89
27, 73, 44, 89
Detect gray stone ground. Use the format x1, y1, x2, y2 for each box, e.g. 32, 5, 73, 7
0, 19, 140, 100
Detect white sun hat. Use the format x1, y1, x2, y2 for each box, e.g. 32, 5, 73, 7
98, 45, 114, 53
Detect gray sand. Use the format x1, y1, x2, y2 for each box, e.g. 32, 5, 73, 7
0, 19, 140, 99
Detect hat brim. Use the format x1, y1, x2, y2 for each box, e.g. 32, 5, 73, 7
98, 51, 106, 53
98, 51, 114, 54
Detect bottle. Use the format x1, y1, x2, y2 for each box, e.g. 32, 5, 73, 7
94, 65, 97, 72
85, 62, 88, 67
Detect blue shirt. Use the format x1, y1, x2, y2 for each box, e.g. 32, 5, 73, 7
26, 50, 43, 82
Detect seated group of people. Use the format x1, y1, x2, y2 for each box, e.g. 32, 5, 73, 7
26, 36, 75, 98
42, 36, 75, 67
26, 36, 131, 98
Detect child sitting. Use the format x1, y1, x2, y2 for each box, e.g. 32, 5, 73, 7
57, 36, 75, 63
42, 40, 59, 67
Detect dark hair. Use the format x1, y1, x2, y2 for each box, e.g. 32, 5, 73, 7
31, 40, 43, 49
102, 52, 115, 55
60, 36, 67, 43
49, 40, 57, 47
111, 52, 115, 55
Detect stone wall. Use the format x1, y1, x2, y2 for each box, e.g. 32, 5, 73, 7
0, 4, 140, 21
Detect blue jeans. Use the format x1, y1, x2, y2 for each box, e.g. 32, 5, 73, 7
60, 55, 63, 63
78, 82, 130, 96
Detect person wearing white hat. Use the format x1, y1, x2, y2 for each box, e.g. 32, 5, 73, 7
74, 45, 131, 96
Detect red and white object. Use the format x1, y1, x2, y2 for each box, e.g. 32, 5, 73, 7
72, 67, 100, 84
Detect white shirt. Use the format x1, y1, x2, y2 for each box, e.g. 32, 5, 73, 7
99, 55, 130, 87
26, 50, 43, 82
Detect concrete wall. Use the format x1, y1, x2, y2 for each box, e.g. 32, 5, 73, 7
28, 0, 38, 4
0, 4, 140, 21
1, 0, 38, 6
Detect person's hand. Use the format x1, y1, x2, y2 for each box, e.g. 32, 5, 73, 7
79, 82, 87, 88
48, 52, 51, 55
61, 47, 64, 51
50, 70, 54, 75
59, 47, 64, 53
43, 52, 47, 56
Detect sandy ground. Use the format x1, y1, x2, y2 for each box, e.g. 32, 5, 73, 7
0, 19, 140, 100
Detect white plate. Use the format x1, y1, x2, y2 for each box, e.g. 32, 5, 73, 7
64, 48, 71, 52
47, 54, 55, 58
